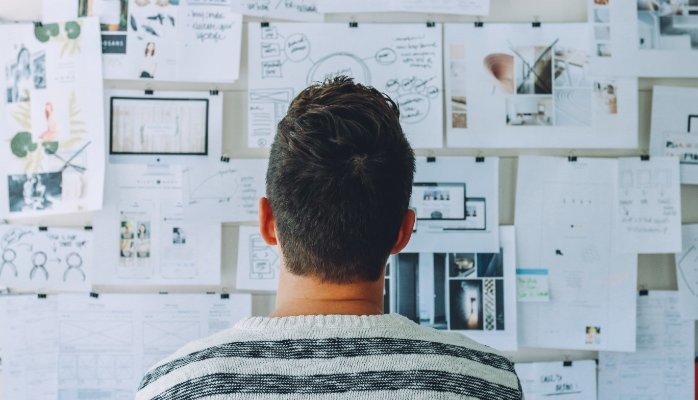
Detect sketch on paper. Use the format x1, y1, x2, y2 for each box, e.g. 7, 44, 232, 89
236, 225, 280, 291
43, 0, 243, 82
248, 23, 444, 148
388, 227, 517, 351
650, 86, 698, 184
589, 0, 698, 77
0, 224, 92, 291
516, 157, 637, 352
405, 157, 499, 253
445, 23, 637, 148
93, 163, 221, 285
0, 18, 105, 218
235, 0, 322, 21
182, 159, 267, 223
110, 96, 209, 155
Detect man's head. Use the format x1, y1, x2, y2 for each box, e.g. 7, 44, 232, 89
261, 76, 415, 284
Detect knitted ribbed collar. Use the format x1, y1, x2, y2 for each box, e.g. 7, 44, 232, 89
234, 313, 414, 330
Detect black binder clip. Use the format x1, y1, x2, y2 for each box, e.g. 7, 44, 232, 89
475, 155, 485, 163
426, 21, 435, 28
38, 226, 48, 231
639, 288, 649, 296
426, 156, 436, 163
261, 21, 269, 28
159, 291, 169, 295
563, 360, 573, 367
84, 226, 93, 231
144, 89, 154, 95
349, 21, 358, 28
567, 155, 577, 162
220, 154, 230, 162
532, 17, 541, 28
37, 293, 47, 299
640, 154, 650, 161
34, 21, 43, 28
474, 18, 484, 28
210, 89, 220, 96
221, 293, 230, 299
90, 292, 99, 298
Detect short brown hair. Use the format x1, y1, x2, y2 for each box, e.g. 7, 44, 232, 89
266, 76, 415, 283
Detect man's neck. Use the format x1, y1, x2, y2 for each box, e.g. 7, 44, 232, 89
271, 266, 385, 317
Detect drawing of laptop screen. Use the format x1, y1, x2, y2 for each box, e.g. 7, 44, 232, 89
411, 183, 466, 230
110, 96, 209, 156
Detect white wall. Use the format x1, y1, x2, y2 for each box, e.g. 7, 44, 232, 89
2, 0, 697, 366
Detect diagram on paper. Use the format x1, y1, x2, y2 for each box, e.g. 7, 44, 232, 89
182, 159, 267, 223
236, 225, 280, 291
0, 224, 92, 291
248, 23, 444, 148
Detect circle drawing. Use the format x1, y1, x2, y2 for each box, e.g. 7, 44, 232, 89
307, 52, 371, 85
397, 93, 430, 124
284, 33, 311, 62
374, 48, 397, 65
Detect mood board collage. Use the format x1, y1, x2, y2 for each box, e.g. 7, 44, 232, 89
0, 0, 697, 399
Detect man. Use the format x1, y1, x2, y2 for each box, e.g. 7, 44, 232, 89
136, 76, 522, 400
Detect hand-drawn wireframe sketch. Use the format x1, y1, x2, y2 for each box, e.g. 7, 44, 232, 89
0, 18, 105, 218
43, 0, 243, 82
27, 293, 251, 399
317, 0, 491, 16
598, 292, 694, 400
387, 226, 517, 351
0, 224, 93, 291
235, 0, 322, 21
248, 23, 444, 148
617, 157, 681, 254
93, 163, 221, 285
105, 89, 223, 167
676, 224, 698, 320
109, 96, 210, 155
183, 159, 267, 223
444, 23, 638, 149
516, 156, 637, 352
236, 225, 280, 291
404, 157, 499, 253
650, 86, 698, 185
589, 0, 698, 77
516, 360, 598, 400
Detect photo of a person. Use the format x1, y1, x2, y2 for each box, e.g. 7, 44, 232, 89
8, 172, 62, 212
7, 46, 32, 103
135, 221, 151, 258
172, 227, 186, 244
140, 42, 157, 79
120, 221, 134, 239
120, 238, 133, 257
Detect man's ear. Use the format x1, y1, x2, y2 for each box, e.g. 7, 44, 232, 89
390, 208, 415, 254
258, 197, 278, 246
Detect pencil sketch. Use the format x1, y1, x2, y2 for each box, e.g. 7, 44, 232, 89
248, 23, 444, 148
0, 225, 92, 290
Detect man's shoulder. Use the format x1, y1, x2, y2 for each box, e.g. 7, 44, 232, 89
136, 315, 522, 400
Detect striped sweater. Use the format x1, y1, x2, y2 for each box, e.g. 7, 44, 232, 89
136, 314, 523, 400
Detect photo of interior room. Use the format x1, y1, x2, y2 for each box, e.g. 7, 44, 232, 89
638, 0, 698, 50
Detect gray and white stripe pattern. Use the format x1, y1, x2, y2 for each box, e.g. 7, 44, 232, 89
136, 314, 522, 400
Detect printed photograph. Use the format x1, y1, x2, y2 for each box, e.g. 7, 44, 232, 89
451, 96, 467, 128
5, 45, 33, 103
505, 96, 553, 126
585, 326, 601, 345
120, 220, 134, 258
395, 253, 447, 330
594, 80, 618, 115
449, 253, 476, 278
135, 221, 151, 258
449, 279, 483, 330
7, 172, 62, 213
79, 0, 129, 32
513, 45, 553, 95
638, 0, 698, 50
477, 252, 503, 277
172, 227, 186, 244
